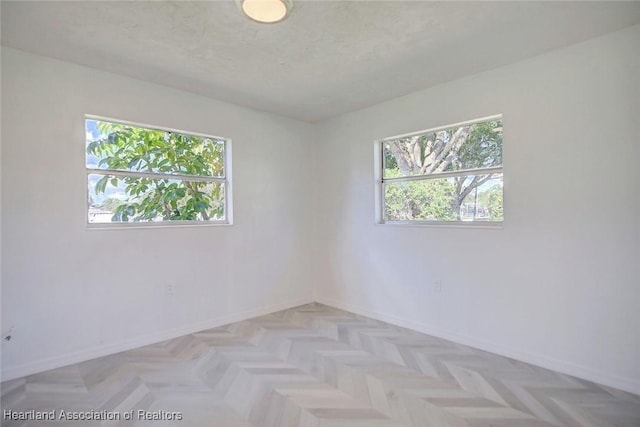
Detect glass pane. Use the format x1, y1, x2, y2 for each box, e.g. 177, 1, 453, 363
383, 118, 502, 179
459, 175, 503, 222
88, 174, 225, 224
86, 119, 225, 177
384, 173, 503, 222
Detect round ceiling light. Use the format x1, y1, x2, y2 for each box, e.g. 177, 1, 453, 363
239, 0, 292, 24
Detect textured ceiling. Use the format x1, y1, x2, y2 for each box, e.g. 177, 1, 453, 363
2, 1, 640, 122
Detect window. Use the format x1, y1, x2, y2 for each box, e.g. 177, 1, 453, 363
86, 117, 231, 226
379, 115, 503, 225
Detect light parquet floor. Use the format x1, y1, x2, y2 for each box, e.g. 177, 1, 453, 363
2, 303, 639, 427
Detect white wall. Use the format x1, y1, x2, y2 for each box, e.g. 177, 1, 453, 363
313, 25, 640, 394
0, 48, 314, 380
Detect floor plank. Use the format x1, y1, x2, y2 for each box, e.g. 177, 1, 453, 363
2, 303, 639, 427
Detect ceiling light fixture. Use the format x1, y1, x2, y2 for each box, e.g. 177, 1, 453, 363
238, 0, 292, 24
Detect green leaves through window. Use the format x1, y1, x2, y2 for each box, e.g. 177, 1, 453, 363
86, 118, 229, 225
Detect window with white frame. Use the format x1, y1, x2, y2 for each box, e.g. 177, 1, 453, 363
86, 117, 230, 225
379, 115, 503, 224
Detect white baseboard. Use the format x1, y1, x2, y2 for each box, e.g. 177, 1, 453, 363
316, 296, 640, 396
1, 297, 314, 383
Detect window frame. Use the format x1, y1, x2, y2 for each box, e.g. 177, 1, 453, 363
85, 115, 233, 229
375, 114, 503, 228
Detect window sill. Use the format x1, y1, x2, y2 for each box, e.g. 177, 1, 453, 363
377, 220, 503, 229
86, 220, 231, 231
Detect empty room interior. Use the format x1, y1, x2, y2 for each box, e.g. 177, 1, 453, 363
1, 1, 640, 426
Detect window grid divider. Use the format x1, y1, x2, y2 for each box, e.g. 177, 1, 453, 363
86, 168, 226, 183
381, 166, 503, 184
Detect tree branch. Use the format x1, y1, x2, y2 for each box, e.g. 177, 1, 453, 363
433, 125, 475, 173
389, 138, 419, 175
459, 174, 496, 202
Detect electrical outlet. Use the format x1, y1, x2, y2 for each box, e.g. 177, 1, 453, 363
165, 283, 175, 296
433, 279, 442, 293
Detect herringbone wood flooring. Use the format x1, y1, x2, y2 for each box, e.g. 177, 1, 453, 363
2, 304, 639, 426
